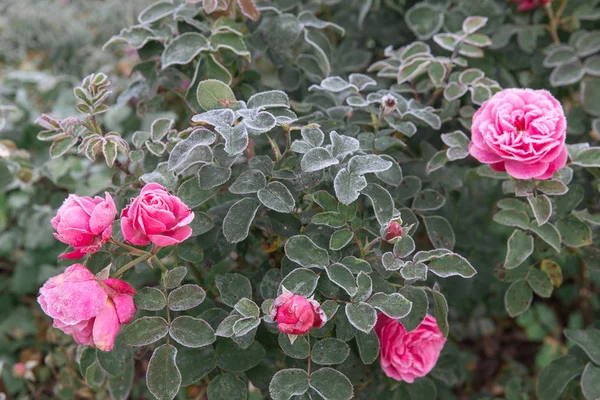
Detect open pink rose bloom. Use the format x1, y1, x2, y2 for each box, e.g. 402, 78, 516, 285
121, 183, 194, 247
37, 264, 136, 351
270, 292, 326, 335
469, 88, 567, 180
375, 314, 446, 383
51, 192, 116, 259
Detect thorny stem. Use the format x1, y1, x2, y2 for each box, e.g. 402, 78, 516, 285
114, 252, 152, 278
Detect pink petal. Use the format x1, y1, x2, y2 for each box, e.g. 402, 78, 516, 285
148, 226, 192, 247
89, 193, 117, 235
111, 294, 136, 324
469, 142, 503, 163
504, 159, 550, 180
120, 216, 150, 246
93, 300, 121, 351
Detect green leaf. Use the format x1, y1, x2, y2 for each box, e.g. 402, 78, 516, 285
161, 33, 209, 69
345, 302, 377, 333
564, 329, 600, 364
85, 362, 106, 389
405, 3, 444, 40
269, 368, 309, 400
550, 60, 587, 86
309, 368, 354, 400
123, 316, 169, 346
426, 151, 448, 174
234, 298, 260, 319
504, 280, 533, 317
168, 284, 206, 311
581, 77, 600, 117
352, 272, 373, 303
399, 286, 428, 331
581, 363, 600, 400
556, 215, 592, 247
443, 82, 468, 101
528, 221, 561, 252
278, 333, 309, 359
356, 329, 380, 365
527, 194, 552, 226
257, 181, 295, 213
49, 136, 77, 158
301, 147, 339, 172
169, 316, 215, 348
222, 198, 261, 243
494, 210, 530, 229
229, 169, 266, 194
536, 180, 568, 196
210, 32, 250, 58
196, 79, 237, 111
215, 273, 252, 307
207, 373, 248, 400
280, 268, 319, 297
505, 230, 534, 269
198, 164, 231, 189
134, 287, 167, 311
147, 344, 181, 400
462, 16, 488, 34
423, 215, 456, 250
361, 183, 394, 226
334, 169, 368, 205
177, 347, 216, 386
400, 262, 428, 281
393, 236, 416, 258
536, 355, 585, 400
412, 189, 446, 211
284, 235, 329, 269
431, 290, 449, 337
326, 263, 357, 296
311, 338, 350, 365
166, 267, 187, 289
341, 256, 372, 274
526, 268, 553, 298
329, 229, 354, 250
96, 334, 128, 376
215, 124, 249, 156
138, 1, 177, 24
368, 292, 412, 319
348, 155, 392, 175
215, 340, 266, 372
247, 90, 290, 110
107, 359, 134, 400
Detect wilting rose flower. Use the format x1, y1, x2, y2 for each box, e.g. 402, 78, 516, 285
270, 292, 326, 335
510, 0, 551, 12
375, 314, 446, 383
469, 88, 567, 180
52, 192, 116, 259
121, 183, 194, 247
37, 264, 136, 351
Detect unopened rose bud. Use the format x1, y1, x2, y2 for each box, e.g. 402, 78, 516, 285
385, 221, 403, 242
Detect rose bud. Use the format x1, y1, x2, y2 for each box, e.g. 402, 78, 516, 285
381, 217, 404, 243
52, 192, 116, 259
121, 183, 194, 247
270, 292, 326, 335
375, 314, 446, 383
469, 88, 567, 180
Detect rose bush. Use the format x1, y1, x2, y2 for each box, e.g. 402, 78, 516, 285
2, 0, 600, 399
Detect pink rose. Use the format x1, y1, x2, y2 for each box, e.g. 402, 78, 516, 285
270, 293, 326, 335
375, 314, 446, 383
120, 183, 194, 247
37, 264, 136, 351
510, 0, 551, 12
52, 192, 116, 259
469, 88, 567, 180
